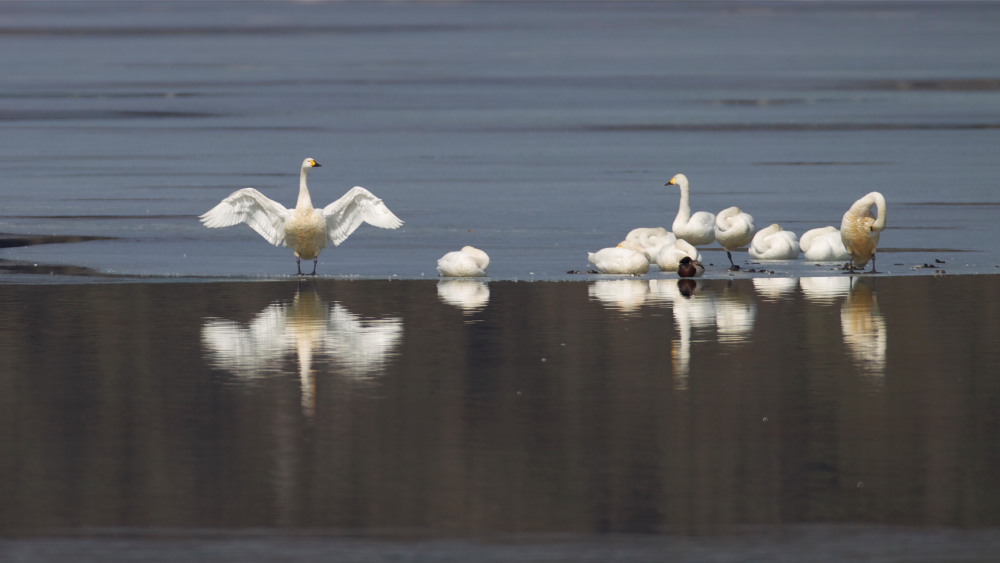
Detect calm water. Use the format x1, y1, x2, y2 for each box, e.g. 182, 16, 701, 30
2, 1, 1000, 561
2, 275, 1000, 561
0, 1, 999, 280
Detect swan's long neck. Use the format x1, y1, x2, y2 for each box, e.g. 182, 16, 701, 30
296, 166, 314, 210
675, 182, 691, 224
870, 192, 887, 232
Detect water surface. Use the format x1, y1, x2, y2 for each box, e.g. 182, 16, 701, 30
2, 276, 999, 560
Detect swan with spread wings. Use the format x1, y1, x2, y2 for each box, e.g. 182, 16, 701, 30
199, 158, 403, 275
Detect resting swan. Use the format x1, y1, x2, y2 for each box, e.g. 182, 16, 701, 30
666, 174, 716, 246
437, 246, 490, 277
840, 192, 887, 272
588, 246, 650, 275
199, 158, 403, 275
748, 224, 800, 260
655, 238, 702, 272
799, 226, 850, 262
625, 227, 676, 262
714, 206, 755, 270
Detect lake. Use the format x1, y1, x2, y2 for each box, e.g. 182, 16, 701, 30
1, 1, 1000, 561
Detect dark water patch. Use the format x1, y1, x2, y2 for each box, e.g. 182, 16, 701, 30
0, 233, 115, 249
586, 122, 1000, 133
0, 92, 203, 100
0, 110, 223, 121
0, 24, 468, 38
904, 202, 1000, 207
755, 161, 887, 166
3, 215, 192, 221
852, 78, 1000, 92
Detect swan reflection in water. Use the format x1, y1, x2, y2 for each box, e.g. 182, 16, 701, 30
201, 286, 403, 416
437, 279, 490, 313
589, 274, 887, 385
587, 279, 649, 313
652, 279, 756, 389
840, 277, 887, 378
800, 275, 851, 303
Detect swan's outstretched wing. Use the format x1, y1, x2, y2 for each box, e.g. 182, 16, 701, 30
199, 188, 290, 247
322, 186, 404, 246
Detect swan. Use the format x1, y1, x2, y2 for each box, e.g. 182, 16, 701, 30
840, 192, 887, 272
655, 238, 702, 272
714, 206, 755, 270
625, 227, 676, 262
748, 224, 800, 260
199, 157, 404, 275
677, 256, 705, 278
587, 246, 650, 275
437, 246, 490, 277
799, 226, 850, 262
666, 174, 716, 246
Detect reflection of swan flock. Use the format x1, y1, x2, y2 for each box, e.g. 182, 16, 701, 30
199, 161, 885, 278
587, 275, 886, 386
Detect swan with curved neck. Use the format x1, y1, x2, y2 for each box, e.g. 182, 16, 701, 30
200, 157, 404, 275
840, 192, 887, 272
715, 206, 755, 270
666, 174, 716, 246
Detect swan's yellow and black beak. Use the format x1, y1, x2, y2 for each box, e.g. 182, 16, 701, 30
307, 158, 322, 168
665, 179, 676, 186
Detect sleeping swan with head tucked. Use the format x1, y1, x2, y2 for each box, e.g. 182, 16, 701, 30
199, 157, 403, 275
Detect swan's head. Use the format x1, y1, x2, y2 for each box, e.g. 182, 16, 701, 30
302, 157, 322, 169
666, 174, 689, 188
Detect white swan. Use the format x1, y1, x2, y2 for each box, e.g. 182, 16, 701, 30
666, 174, 716, 246
748, 224, 800, 260
625, 227, 676, 262
841, 192, 887, 272
199, 157, 404, 275
655, 238, 702, 272
714, 206, 755, 270
587, 246, 650, 275
799, 226, 850, 262
437, 246, 490, 277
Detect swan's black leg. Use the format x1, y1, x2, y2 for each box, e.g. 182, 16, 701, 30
296, 258, 303, 276
310, 260, 318, 276
727, 250, 740, 271
869, 254, 878, 274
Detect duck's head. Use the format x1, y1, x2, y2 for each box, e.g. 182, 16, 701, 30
666, 174, 688, 188
302, 157, 322, 169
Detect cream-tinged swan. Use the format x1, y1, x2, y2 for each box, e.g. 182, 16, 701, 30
840, 192, 887, 272
714, 206, 755, 270
199, 158, 403, 275
437, 246, 490, 277
666, 174, 716, 246
748, 224, 800, 260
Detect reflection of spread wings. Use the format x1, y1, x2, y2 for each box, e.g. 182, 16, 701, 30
323, 305, 403, 375
201, 300, 402, 379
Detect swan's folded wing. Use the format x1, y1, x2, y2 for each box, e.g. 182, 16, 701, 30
199, 188, 290, 247
322, 186, 403, 246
